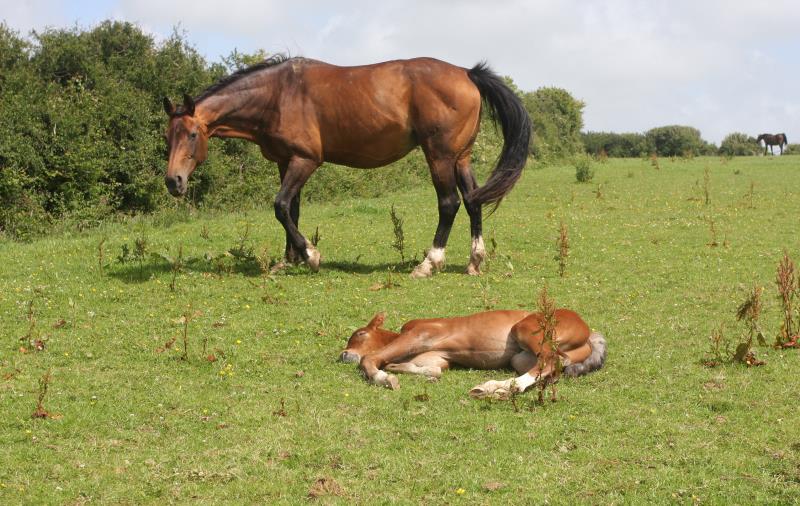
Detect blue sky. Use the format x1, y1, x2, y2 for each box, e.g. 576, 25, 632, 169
4, 0, 799, 145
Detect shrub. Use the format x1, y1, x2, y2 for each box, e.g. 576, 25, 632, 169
719, 132, 758, 156
523, 87, 585, 162
574, 155, 595, 183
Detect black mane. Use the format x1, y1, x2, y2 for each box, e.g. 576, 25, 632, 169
193, 54, 291, 104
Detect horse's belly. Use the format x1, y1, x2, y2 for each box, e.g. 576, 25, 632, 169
320, 116, 417, 168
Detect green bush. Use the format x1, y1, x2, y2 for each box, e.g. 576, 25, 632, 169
719, 132, 758, 156
645, 125, 715, 157
523, 87, 585, 162
582, 131, 649, 158
574, 155, 595, 183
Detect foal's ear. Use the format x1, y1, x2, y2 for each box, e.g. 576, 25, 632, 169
163, 97, 175, 116
367, 312, 386, 329
182, 93, 195, 117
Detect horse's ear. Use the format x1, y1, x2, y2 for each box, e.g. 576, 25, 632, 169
182, 93, 195, 117
367, 312, 386, 329
163, 97, 175, 116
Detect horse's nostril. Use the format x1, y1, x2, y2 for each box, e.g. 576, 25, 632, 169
176, 175, 183, 183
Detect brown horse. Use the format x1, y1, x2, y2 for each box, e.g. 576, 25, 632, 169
757, 133, 788, 155
163, 56, 531, 277
340, 309, 607, 397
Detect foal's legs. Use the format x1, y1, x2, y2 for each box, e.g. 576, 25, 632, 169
385, 352, 450, 379
273, 157, 321, 271
456, 154, 485, 275
411, 156, 460, 278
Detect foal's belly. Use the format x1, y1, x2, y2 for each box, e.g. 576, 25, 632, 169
446, 343, 520, 370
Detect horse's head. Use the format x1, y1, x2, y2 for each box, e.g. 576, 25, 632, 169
756, 134, 766, 143
340, 313, 396, 363
163, 94, 209, 197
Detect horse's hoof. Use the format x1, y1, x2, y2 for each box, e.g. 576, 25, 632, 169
410, 260, 433, 279
386, 374, 400, 390
306, 247, 321, 272
269, 260, 288, 274
466, 264, 482, 276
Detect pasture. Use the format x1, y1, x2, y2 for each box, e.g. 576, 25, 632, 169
2, 155, 800, 503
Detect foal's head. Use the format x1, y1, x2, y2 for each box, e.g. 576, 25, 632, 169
163, 94, 209, 197
340, 313, 396, 363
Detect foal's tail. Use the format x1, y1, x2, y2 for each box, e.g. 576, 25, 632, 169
466, 62, 532, 210
563, 332, 607, 378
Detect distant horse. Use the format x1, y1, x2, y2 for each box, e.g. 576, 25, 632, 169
163, 56, 531, 277
756, 133, 788, 155
340, 310, 607, 396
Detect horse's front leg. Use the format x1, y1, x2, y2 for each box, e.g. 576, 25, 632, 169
273, 157, 321, 272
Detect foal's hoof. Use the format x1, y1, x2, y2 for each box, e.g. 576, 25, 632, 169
372, 370, 400, 390
306, 247, 321, 272
469, 381, 511, 400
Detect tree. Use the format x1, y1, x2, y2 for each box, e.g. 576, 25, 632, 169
523, 87, 585, 162
719, 132, 758, 156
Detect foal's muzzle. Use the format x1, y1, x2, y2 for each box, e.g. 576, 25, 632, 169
339, 351, 361, 364
165, 175, 186, 197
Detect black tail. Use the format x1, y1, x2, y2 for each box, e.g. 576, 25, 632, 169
466, 62, 532, 209
781, 133, 788, 146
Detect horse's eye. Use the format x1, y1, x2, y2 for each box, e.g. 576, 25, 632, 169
189, 132, 198, 140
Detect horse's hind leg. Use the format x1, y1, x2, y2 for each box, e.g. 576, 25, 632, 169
411, 156, 460, 278
456, 155, 485, 275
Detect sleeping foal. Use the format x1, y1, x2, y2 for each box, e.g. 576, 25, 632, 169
340, 310, 606, 398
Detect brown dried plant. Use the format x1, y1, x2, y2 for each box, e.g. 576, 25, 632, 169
556, 222, 569, 278
32, 369, 52, 419
733, 284, 766, 365
776, 251, 799, 348
536, 285, 560, 403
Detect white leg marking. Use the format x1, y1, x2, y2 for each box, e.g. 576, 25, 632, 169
306, 246, 321, 272
511, 372, 539, 393
467, 236, 486, 275
370, 370, 399, 390
411, 247, 446, 278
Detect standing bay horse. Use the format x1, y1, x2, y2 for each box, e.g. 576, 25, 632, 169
340, 309, 607, 397
163, 56, 531, 277
757, 133, 788, 155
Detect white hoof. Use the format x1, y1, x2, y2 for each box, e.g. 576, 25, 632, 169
306, 247, 321, 272
371, 370, 400, 390
466, 263, 481, 276
411, 259, 433, 279
469, 380, 513, 400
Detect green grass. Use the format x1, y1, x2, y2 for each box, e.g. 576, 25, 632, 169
2, 155, 800, 504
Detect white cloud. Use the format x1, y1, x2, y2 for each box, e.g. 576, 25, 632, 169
3, 0, 799, 143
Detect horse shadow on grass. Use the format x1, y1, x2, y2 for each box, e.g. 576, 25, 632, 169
107, 255, 451, 283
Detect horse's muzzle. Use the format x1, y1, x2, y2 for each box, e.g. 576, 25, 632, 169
339, 351, 361, 364
165, 175, 186, 197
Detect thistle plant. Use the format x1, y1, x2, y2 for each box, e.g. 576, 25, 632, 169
390, 204, 406, 264
536, 285, 560, 403
733, 284, 766, 364
556, 222, 569, 277
775, 251, 798, 347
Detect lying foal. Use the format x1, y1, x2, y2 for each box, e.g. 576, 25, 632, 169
340, 310, 606, 398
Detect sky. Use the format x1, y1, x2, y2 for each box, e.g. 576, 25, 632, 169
3, 0, 799, 145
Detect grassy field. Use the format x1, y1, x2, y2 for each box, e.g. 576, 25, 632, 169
2, 155, 800, 504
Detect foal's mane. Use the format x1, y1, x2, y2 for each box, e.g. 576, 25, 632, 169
194, 54, 292, 104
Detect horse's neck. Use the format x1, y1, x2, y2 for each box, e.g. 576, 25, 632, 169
198, 78, 279, 140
